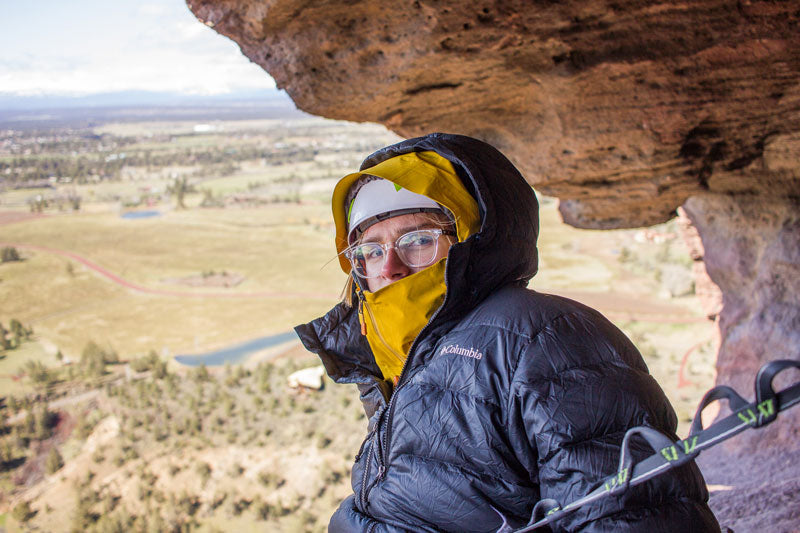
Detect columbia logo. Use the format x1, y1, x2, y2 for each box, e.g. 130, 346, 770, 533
440, 344, 483, 360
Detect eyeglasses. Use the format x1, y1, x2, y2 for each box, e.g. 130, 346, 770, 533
344, 228, 455, 279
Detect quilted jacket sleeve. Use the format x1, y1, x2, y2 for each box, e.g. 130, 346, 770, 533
506, 311, 720, 532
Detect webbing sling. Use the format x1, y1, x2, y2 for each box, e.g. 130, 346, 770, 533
497, 359, 800, 533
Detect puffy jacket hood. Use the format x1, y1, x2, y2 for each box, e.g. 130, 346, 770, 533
362, 133, 540, 319
296, 133, 540, 387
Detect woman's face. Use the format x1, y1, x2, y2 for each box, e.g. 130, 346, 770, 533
358, 212, 454, 292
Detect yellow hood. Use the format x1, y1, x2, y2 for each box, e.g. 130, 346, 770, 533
332, 150, 481, 273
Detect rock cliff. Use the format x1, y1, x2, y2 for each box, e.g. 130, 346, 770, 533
187, 0, 799, 527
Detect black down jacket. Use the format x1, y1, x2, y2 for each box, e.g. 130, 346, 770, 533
295, 133, 720, 532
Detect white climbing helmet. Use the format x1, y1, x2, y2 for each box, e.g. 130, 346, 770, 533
346, 177, 443, 243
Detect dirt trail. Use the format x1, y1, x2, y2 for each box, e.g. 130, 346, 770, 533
7, 390, 101, 425
0, 211, 48, 226
1, 241, 338, 300
3, 241, 708, 324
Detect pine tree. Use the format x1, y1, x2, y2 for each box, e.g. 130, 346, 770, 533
1, 246, 21, 263
12, 500, 34, 523
45, 447, 64, 474
34, 405, 55, 440
0, 321, 10, 350
9, 319, 24, 347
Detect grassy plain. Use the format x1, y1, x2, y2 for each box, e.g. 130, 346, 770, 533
0, 205, 344, 361
0, 111, 717, 531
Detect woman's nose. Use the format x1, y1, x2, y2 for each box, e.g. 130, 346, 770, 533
380, 246, 411, 281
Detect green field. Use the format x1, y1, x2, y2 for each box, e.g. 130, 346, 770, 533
0, 206, 345, 362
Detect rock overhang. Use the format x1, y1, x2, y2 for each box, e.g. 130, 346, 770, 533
188, 0, 800, 228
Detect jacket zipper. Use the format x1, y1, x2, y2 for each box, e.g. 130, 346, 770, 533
362, 267, 452, 504
358, 428, 377, 511
354, 421, 378, 463
358, 406, 387, 511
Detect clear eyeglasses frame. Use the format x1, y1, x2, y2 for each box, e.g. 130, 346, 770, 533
344, 228, 456, 279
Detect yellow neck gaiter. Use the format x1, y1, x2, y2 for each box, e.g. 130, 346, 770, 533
359, 259, 447, 381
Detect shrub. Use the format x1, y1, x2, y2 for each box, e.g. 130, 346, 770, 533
74, 412, 94, 440
228, 497, 251, 517
1, 246, 21, 263
12, 500, 34, 522
196, 462, 212, 485
255, 498, 271, 520
191, 364, 210, 383
33, 405, 57, 440
175, 490, 200, 517
210, 491, 227, 510
9, 319, 31, 345
80, 341, 118, 377
71, 486, 100, 532
129, 350, 167, 378
45, 447, 64, 474
22, 359, 52, 386
228, 462, 244, 477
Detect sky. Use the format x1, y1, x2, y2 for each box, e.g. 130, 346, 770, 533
0, 0, 277, 97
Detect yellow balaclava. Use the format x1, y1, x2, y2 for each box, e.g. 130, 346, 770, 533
332, 151, 480, 382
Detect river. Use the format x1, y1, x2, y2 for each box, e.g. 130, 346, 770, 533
174, 330, 298, 366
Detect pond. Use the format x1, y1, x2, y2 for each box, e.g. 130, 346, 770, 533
121, 210, 161, 219
174, 331, 298, 367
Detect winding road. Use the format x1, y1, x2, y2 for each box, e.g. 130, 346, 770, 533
1, 241, 338, 300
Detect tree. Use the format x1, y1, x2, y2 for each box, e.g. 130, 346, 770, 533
34, 405, 56, 440
23, 360, 51, 386
0, 321, 10, 350
167, 176, 193, 209
0, 439, 15, 468
71, 487, 99, 533
1, 246, 21, 263
45, 447, 64, 474
80, 340, 118, 377
191, 364, 210, 383
12, 500, 34, 523
129, 350, 167, 378
68, 192, 81, 211
200, 188, 224, 208
9, 319, 23, 347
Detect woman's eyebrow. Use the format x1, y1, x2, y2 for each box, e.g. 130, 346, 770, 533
363, 224, 437, 242
397, 223, 436, 234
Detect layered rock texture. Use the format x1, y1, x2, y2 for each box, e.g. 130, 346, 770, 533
187, 0, 799, 527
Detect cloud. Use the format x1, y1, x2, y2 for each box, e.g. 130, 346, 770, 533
0, 0, 275, 96
137, 3, 170, 17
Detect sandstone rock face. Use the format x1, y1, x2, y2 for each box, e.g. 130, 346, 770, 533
682, 195, 799, 442
187, 0, 800, 525
676, 207, 723, 320
187, 0, 800, 227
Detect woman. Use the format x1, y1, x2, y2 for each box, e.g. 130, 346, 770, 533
295, 133, 719, 532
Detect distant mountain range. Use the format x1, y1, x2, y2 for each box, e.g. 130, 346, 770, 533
0, 89, 293, 111
0, 89, 312, 129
